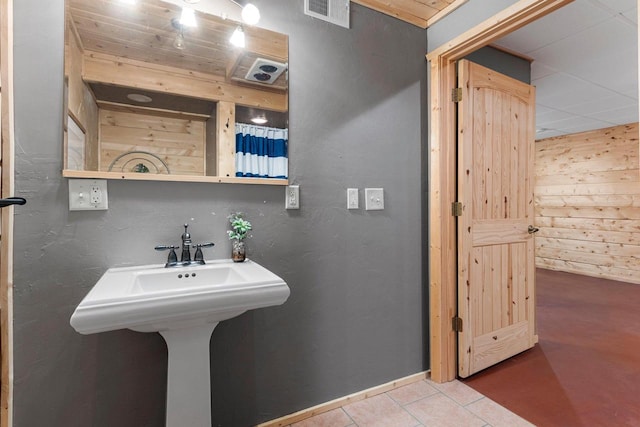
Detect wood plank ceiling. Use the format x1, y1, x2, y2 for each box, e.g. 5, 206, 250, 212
353, 0, 467, 28
67, 0, 462, 82
65, 0, 465, 114
67, 0, 288, 90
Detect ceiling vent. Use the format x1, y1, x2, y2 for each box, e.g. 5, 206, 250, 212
304, 0, 350, 29
245, 58, 287, 85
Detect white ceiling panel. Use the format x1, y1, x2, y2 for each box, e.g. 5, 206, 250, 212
622, 8, 637, 24
585, 105, 639, 124
535, 129, 566, 138
537, 113, 606, 129
534, 73, 615, 108
531, 62, 558, 81
495, 0, 638, 139
588, 0, 636, 15
554, 117, 615, 133
494, 1, 611, 54
536, 108, 573, 124
528, 19, 636, 78
559, 94, 636, 116
535, 104, 556, 115
570, 54, 638, 95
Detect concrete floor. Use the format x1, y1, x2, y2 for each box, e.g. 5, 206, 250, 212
463, 268, 640, 426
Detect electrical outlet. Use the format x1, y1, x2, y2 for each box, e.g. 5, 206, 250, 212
285, 185, 300, 209
365, 188, 384, 211
90, 185, 102, 205
347, 188, 359, 209
69, 179, 108, 211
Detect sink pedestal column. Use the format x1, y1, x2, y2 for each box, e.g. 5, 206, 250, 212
159, 323, 219, 427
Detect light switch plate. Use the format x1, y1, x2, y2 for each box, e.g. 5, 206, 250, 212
365, 188, 384, 211
347, 188, 359, 209
285, 185, 300, 209
69, 179, 108, 211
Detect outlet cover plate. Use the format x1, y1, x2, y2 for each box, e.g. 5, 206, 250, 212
69, 179, 108, 211
285, 185, 300, 209
365, 188, 384, 211
347, 188, 359, 209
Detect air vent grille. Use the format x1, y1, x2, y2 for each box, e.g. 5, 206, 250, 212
244, 58, 287, 85
304, 0, 350, 29
308, 0, 328, 16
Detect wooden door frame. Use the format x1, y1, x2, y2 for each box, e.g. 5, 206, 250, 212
0, 0, 14, 424
425, 0, 573, 383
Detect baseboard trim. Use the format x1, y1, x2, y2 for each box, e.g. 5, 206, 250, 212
257, 370, 430, 426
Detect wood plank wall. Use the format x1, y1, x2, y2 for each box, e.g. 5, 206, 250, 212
535, 122, 640, 284
65, 17, 98, 169
99, 109, 206, 176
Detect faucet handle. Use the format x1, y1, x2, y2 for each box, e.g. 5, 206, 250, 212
155, 244, 179, 266
194, 242, 215, 263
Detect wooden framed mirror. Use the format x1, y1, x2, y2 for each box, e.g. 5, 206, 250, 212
64, 0, 289, 185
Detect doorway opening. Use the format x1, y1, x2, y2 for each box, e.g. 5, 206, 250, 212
426, 0, 574, 383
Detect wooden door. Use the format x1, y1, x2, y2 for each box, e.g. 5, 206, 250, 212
456, 59, 537, 378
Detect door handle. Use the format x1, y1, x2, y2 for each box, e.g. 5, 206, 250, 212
0, 197, 26, 208
528, 225, 539, 234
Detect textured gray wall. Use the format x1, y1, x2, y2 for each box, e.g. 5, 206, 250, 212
12, 1, 427, 426
465, 46, 531, 84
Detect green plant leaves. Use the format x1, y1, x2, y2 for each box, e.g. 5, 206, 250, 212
227, 213, 252, 241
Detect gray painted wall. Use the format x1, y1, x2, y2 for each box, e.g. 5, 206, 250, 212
427, 0, 530, 84
12, 1, 427, 426
465, 46, 531, 84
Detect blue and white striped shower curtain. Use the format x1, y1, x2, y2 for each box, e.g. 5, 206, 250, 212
235, 123, 288, 179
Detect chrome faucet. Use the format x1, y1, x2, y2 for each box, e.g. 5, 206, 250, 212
155, 224, 215, 268
181, 224, 192, 263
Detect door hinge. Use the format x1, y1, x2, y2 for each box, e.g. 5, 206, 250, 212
452, 202, 462, 216
452, 316, 463, 332
451, 87, 462, 103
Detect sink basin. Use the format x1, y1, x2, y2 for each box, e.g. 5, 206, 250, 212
70, 258, 290, 333
134, 265, 244, 293
70, 258, 290, 427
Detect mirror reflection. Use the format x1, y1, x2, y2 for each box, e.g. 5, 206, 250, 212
64, 0, 289, 184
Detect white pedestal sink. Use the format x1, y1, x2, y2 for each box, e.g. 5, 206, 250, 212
70, 259, 290, 427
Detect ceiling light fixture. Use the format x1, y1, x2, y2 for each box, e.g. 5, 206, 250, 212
179, 6, 197, 27
241, 3, 260, 25
251, 116, 268, 125
171, 18, 187, 50
127, 93, 153, 103
229, 1, 260, 25
173, 29, 186, 49
229, 25, 245, 48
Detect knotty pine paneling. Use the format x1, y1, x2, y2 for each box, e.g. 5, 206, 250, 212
535, 123, 640, 284
99, 109, 206, 176
65, 17, 98, 170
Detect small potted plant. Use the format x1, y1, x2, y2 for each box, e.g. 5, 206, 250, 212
227, 212, 252, 262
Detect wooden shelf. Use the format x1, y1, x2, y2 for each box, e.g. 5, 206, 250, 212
62, 169, 288, 186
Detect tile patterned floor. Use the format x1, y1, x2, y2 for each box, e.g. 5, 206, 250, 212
287, 376, 534, 427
